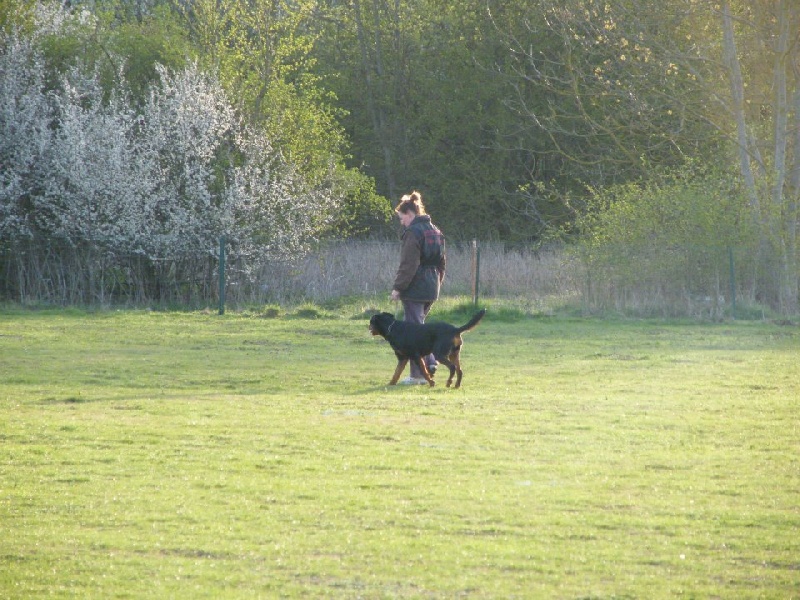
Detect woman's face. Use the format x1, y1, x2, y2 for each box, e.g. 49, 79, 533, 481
397, 211, 415, 228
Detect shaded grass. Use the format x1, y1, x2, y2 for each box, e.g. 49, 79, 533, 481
1, 306, 799, 598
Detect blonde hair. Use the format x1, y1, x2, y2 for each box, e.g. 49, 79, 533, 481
395, 190, 427, 216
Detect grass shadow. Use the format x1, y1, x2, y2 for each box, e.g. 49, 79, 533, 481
36, 395, 102, 405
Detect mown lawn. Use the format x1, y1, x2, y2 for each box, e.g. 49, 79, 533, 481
1, 305, 798, 598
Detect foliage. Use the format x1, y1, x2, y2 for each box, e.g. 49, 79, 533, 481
103, 5, 192, 100
492, 1, 727, 215
1, 309, 799, 597
576, 165, 758, 315
0, 18, 54, 238
581, 165, 753, 252
720, 0, 800, 312
2, 0, 799, 311
171, 0, 388, 238
324, 165, 393, 239
314, 0, 530, 239
0, 5, 336, 265
0, 0, 38, 35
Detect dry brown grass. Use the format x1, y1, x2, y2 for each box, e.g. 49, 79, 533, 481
2, 238, 768, 318
240, 240, 581, 308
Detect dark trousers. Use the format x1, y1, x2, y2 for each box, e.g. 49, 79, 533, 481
402, 299, 436, 378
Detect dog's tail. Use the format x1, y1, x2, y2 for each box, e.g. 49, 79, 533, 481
457, 308, 486, 334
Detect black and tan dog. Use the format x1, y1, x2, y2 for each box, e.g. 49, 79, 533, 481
369, 308, 486, 388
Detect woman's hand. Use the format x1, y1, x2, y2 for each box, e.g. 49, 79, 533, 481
390, 289, 401, 301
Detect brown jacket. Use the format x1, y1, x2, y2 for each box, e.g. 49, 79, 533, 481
393, 216, 446, 302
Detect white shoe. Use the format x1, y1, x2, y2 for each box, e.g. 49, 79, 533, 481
398, 376, 427, 385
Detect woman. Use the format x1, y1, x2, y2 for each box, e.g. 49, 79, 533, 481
390, 190, 447, 385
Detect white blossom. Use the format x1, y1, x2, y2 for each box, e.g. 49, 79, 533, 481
0, 3, 337, 268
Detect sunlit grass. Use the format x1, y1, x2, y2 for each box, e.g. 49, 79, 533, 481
1, 306, 798, 598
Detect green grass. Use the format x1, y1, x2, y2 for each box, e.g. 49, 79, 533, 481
1, 304, 799, 598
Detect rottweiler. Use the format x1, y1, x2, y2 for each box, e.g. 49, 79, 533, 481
369, 308, 486, 388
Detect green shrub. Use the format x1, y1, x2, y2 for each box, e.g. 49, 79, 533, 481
576, 165, 758, 317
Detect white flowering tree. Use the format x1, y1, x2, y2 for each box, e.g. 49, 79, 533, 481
0, 34, 54, 240
1, 4, 337, 302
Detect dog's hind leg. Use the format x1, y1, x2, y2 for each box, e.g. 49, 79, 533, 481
435, 341, 464, 388
389, 358, 408, 385
449, 348, 464, 388
436, 356, 457, 387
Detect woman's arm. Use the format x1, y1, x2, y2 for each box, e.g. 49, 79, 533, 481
392, 232, 421, 295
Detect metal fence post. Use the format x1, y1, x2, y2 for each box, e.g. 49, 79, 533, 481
218, 235, 226, 315
729, 246, 736, 319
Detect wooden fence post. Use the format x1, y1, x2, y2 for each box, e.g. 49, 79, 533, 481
471, 240, 481, 306
218, 236, 226, 315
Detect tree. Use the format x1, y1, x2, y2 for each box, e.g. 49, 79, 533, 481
315, 0, 541, 239
490, 0, 725, 222
0, 5, 58, 240
577, 163, 756, 316
170, 0, 389, 237
720, 0, 800, 312
493, 0, 800, 313
1, 4, 337, 265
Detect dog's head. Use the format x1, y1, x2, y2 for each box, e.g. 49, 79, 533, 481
368, 312, 395, 338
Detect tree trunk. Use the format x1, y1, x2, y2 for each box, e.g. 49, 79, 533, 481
721, 0, 759, 210
784, 1, 800, 313
770, 0, 798, 313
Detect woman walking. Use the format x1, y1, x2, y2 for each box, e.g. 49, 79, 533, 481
390, 190, 447, 385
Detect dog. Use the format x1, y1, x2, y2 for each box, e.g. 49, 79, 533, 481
369, 308, 486, 388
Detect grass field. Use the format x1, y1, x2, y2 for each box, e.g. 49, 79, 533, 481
1, 302, 799, 598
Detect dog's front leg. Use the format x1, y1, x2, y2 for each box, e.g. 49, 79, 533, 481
416, 358, 435, 387
389, 358, 408, 385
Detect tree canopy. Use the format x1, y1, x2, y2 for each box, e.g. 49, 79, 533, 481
1, 0, 799, 309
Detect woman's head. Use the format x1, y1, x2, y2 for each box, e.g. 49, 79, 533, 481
395, 191, 427, 217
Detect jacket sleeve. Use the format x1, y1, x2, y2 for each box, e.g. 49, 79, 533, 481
393, 231, 421, 291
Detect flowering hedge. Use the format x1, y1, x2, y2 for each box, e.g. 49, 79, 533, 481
1, 5, 335, 268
